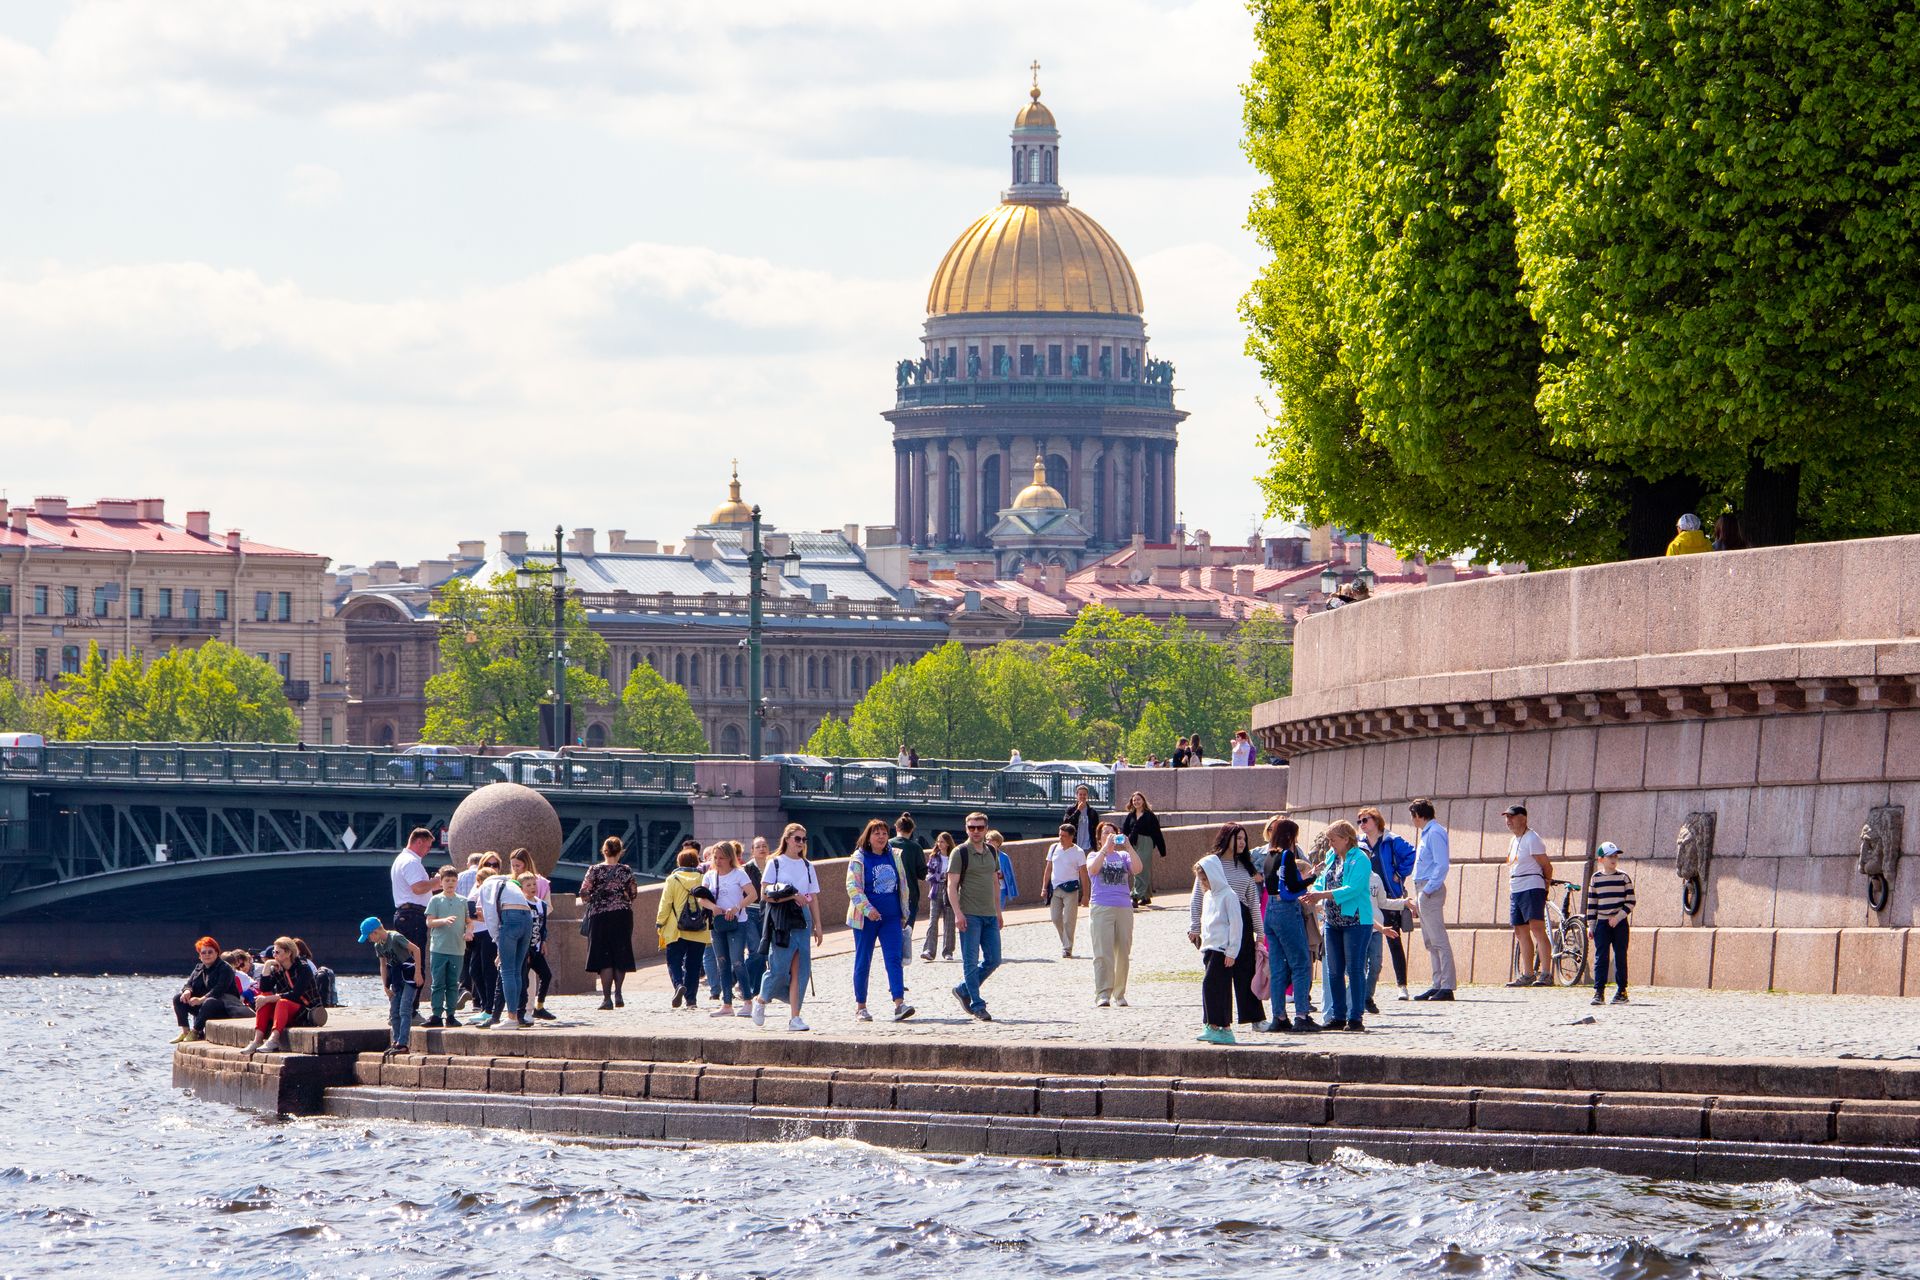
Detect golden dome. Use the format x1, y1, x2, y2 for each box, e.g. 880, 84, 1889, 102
707, 461, 753, 526
1011, 455, 1067, 509
926, 201, 1142, 316
1015, 87, 1055, 129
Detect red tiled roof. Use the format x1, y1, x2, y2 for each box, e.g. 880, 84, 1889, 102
0, 503, 314, 557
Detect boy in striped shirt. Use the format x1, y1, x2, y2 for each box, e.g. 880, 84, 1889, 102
1585, 842, 1636, 1006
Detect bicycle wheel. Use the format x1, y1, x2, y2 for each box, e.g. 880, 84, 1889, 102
1556, 916, 1589, 986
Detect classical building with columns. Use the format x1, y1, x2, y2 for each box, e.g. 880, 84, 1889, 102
884, 80, 1185, 564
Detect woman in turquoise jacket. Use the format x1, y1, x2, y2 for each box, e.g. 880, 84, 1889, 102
1302, 820, 1375, 1032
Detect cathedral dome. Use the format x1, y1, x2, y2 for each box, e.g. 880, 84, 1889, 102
1010, 455, 1068, 510
706, 463, 753, 527
926, 202, 1142, 317
1014, 87, 1056, 129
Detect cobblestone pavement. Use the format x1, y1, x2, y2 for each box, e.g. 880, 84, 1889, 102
485, 905, 1920, 1062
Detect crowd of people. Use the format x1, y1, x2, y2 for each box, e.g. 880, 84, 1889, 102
169, 788, 1639, 1050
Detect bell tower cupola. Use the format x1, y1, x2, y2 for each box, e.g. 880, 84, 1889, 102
1006, 61, 1064, 204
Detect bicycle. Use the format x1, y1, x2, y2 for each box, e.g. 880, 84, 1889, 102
1544, 878, 1589, 987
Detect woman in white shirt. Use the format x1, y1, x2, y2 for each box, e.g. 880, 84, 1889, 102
751, 823, 825, 1032
1044, 823, 1089, 958
703, 842, 759, 1018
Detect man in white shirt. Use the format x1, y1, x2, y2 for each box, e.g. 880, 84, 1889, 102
389, 827, 435, 1018
1503, 804, 1554, 987
1044, 823, 1089, 958
1231, 731, 1255, 766
1407, 798, 1455, 1001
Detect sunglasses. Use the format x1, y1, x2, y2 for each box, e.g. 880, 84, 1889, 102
966, 825, 986, 831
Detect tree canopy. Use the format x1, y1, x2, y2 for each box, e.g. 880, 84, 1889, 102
33, 641, 300, 742
612, 662, 708, 753
422, 569, 611, 746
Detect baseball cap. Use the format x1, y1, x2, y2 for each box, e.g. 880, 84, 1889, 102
1596, 841, 1623, 858
357, 915, 383, 943
1501, 804, 1528, 817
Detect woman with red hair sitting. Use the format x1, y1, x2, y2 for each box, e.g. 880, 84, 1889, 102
170, 937, 250, 1043
242, 937, 318, 1053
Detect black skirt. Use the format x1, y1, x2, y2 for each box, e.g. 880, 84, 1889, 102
585, 908, 636, 973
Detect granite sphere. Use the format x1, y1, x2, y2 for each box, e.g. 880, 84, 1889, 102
447, 782, 562, 876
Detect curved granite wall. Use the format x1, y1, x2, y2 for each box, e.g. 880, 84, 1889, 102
1253, 534, 1920, 996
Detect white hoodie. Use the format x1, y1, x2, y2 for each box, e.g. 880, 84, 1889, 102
1197, 853, 1243, 962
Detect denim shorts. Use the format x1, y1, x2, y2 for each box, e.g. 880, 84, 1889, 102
1510, 886, 1547, 925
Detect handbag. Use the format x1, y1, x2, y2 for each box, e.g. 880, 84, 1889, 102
578, 914, 593, 937
1251, 946, 1271, 1001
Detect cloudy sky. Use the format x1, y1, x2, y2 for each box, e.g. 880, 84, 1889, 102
1, 1, 1273, 568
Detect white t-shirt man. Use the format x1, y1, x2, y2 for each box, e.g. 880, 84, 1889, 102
1046, 842, 1087, 888
390, 849, 431, 910
1507, 829, 1549, 895
1231, 736, 1255, 767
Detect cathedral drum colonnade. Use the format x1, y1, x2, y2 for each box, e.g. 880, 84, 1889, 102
885, 77, 1186, 568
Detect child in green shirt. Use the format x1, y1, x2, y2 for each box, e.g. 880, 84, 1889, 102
424, 865, 469, 1028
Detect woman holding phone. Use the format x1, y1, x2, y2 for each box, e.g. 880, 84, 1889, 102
1088, 821, 1142, 1007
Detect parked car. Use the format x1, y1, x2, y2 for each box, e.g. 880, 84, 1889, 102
1029, 759, 1113, 803
840, 758, 933, 797
489, 750, 589, 785
385, 744, 469, 781
766, 753, 835, 790
0, 731, 45, 769
996, 761, 1057, 800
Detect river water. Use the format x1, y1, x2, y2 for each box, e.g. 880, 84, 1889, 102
4, 976, 1918, 1279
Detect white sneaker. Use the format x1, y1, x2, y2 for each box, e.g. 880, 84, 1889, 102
711, 1007, 735, 1018
1397, 986, 1412, 1002
750, 1000, 766, 1027
1097, 997, 1111, 1008
788, 1016, 811, 1032
735, 1005, 754, 1018
1114, 997, 1129, 1007
241, 1038, 266, 1054
854, 1008, 873, 1022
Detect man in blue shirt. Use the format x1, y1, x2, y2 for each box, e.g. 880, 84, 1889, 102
1407, 798, 1456, 1001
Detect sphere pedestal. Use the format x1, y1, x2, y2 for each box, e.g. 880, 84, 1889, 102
447, 782, 562, 876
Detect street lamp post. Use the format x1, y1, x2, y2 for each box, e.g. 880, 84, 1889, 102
517, 525, 569, 751
745, 504, 800, 761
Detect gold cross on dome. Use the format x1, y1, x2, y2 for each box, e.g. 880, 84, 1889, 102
1030, 60, 1041, 91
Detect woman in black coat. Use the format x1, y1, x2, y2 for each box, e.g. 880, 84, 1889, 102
1120, 791, 1166, 907
170, 936, 249, 1043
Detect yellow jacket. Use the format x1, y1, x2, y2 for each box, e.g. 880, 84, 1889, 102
1665, 529, 1713, 556
655, 868, 712, 945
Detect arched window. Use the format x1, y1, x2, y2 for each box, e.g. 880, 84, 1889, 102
378, 722, 396, 746
764, 656, 773, 688
1013, 148, 1023, 184
867, 656, 878, 687
585, 722, 608, 747
1043, 149, 1054, 183
674, 653, 686, 684
945, 455, 962, 543
1029, 148, 1043, 182
822, 659, 833, 694
806, 656, 817, 690
737, 654, 747, 687
980, 454, 1001, 533
719, 723, 743, 755
689, 655, 701, 689
766, 724, 788, 754
629, 652, 642, 675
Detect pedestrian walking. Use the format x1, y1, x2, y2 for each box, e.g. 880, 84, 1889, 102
360, 915, 421, 1057
847, 818, 915, 1023
704, 840, 758, 1017
1187, 823, 1265, 1032
1503, 804, 1554, 986
888, 814, 928, 960
579, 836, 639, 1009
752, 823, 824, 1032
1193, 854, 1243, 1045
1586, 842, 1637, 1005
656, 848, 714, 1011
741, 836, 772, 999
423, 866, 468, 1028
516, 872, 554, 1021
948, 811, 1003, 1021
1121, 791, 1165, 907
1357, 807, 1417, 1002
387, 827, 435, 1019
1044, 822, 1088, 957
1256, 817, 1319, 1033
919, 832, 956, 960
1301, 820, 1374, 1032
1061, 785, 1099, 858
474, 866, 535, 1030
1088, 821, 1140, 1007
1408, 798, 1456, 1001
988, 829, 1018, 908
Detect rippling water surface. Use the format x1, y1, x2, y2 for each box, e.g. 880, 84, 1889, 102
4, 976, 1917, 1278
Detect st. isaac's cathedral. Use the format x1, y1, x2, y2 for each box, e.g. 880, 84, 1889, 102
882, 76, 1186, 575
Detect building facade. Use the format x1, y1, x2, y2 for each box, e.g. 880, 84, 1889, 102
0, 496, 348, 742
884, 80, 1186, 557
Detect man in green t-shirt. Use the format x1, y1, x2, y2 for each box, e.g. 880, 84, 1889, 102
948, 811, 1004, 1021
424, 865, 469, 1028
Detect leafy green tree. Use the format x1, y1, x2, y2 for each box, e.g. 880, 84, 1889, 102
1235, 610, 1295, 705
974, 642, 1077, 761
422, 569, 610, 746
1125, 702, 1179, 765
805, 714, 857, 758
846, 663, 924, 759
1152, 620, 1255, 757
1498, 0, 1920, 546
612, 663, 708, 753
0, 676, 53, 735
39, 641, 298, 741
176, 642, 303, 741
1047, 605, 1170, 726
909, 641, 994, 761
1078, 718, 1125, 764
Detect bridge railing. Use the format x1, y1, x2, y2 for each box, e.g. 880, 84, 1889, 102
11, 743, 698, 798
778, 762, 1093, 813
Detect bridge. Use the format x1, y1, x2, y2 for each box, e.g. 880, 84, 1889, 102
0, 744, 1097, 920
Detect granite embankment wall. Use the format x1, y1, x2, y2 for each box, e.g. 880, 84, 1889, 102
174, 1022, 1920, 1184
1255, 534, 1920, 995
542, 817, 1253, 996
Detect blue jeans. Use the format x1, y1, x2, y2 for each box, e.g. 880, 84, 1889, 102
1263, 897, 1312, 1018
1326, 924, 1371, 1023
702, 942, 720, 996
740, 906, 767, 997
758, 906, 812, 1008
853, 914, 906, 1005
957, 915, 1002, 1012
386, 976, 416, 1048
709, 916, 750, 1004
494, 910, 533, 1021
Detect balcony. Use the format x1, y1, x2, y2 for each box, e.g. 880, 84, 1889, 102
282, 679, 311, 703
892, 378, 1176, 411
150, 616, 223, 638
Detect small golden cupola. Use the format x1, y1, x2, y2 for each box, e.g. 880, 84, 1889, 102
707, 461, 754, 526
1010, 454, 1067, 510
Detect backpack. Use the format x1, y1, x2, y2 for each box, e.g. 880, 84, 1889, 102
675, 880, 712, 933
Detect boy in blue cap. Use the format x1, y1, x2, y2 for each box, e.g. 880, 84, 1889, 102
360, 915, 422, 1057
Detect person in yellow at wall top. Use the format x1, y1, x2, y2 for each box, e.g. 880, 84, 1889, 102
1665, 513, 1714, 556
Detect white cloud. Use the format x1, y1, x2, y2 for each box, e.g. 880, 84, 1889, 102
284, 161, 342, 205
